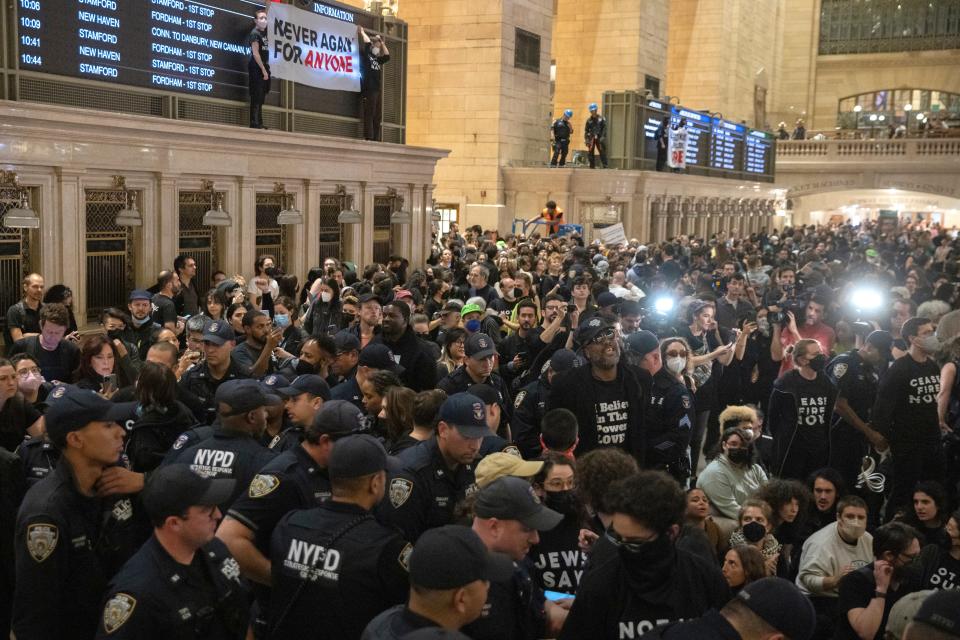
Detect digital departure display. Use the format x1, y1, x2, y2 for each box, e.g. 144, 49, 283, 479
16, 0, 266, 101
745, 130, 775, 175
709, 118, 745, 172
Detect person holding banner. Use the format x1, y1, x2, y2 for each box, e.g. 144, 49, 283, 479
655, 116, 670, 171
668, 117, 689, 172
359, 27, 390, 141
247, 9, 271, 129
584, 103, 608, 169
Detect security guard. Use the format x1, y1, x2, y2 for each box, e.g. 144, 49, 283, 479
95, 465, 249, 639
268, 434, 410, 639
438, 334, 514, 427
16, 435, 61, 487
469, 383, 520, 458
163, 379, 279, 512
512, 349, 582, 458
825, 330, 891, 491
268, 374, 330, 452
550, 111, 573, 168
179, 320, 246, 424
13, 385, 146, 640
379, 392, 487, 542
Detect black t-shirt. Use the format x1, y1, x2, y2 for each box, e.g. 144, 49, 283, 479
918, 544, 960, 590
591, 376, 631, 449
0, 394, 41, 451
151, 293, 177, 327
4, 300, 41, 344
246, 27, 269, 69
529, 516, 587, 594
873, 355, 941, 447
360, 41, 389, 93
835, 563, 920, 640
769, 370, 836, 450
35, 340, 77, 383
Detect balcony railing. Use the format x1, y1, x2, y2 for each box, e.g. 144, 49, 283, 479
776, 138, 960, 160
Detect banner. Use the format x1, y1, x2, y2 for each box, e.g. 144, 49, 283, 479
268, 3, 361, 92
598, 223, 627, 247
667, 125, 688, 169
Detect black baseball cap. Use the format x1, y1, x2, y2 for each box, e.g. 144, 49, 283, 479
260, 372, 291, 397
312, 399, 365, 437
215, 379, 282, 414
202, 320, 236, 346
473, 476, 563, 531
913, 589, 960, 636
333, 331, 361, 353
576, 316, 613, 345
44, 385, 136, 443
548, 349, 582, 373
466, 383, 499, 407
736, 577, 816, 640
465, 333, 497, 359
328, 434, 399, 479
141, 464, 235, 522
438, 392, 489, 438
865, 330, 894, 359
277, 374, 331, 400
358, 343, 404, 374
409, 525, 514, 590
129, 289, 152, 302
625, 330, 659, 356
597, 291, 619, 308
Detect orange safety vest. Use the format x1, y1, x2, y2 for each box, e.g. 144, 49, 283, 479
542, 207, 563, 234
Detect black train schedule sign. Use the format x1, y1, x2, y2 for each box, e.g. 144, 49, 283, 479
16, 0, 258, 101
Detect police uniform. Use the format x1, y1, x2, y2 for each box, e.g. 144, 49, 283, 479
437, 366, 514, 426
646, 368, 695, 483
825, 349, 880, 490
512, 376, 550, 458
331, 376, 364, 410
178, 361, 246, 425
95, 536, 249, 639
550, 115, 573, 167
16, 436, 61, 488
267, 425, 303, 452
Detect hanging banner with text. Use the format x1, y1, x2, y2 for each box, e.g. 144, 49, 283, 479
268, 2, 361, 92
667, 126, 688, 169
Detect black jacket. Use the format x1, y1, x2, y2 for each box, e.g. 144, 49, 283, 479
125, 401, 198, 473
377, 327, 437, 392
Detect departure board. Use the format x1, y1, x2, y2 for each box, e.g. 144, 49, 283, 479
670, 108, 711, 167
744, 129, 775, 175
710, 118, 745, 172
15, 0, 263, 101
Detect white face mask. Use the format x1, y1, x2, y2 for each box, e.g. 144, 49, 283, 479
320, 291, 333, 304
839, 517, 866, 541
18, 373, 44, 393
666, 356, 686, 375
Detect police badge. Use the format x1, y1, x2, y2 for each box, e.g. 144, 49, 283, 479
389, 478, 413, 508
833, 363, 848, 379
248, 474, 280, 498
102, 593, 137, 633
26, 523, 58, 562
397, 543, 413, 571
513, 390, 527, 409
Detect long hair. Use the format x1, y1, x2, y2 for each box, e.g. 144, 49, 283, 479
76, 334, 132, 387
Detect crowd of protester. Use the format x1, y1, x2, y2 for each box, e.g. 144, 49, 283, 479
3, 217, 960, 640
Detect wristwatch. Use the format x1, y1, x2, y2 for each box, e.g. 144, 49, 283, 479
873, 591, 887, 598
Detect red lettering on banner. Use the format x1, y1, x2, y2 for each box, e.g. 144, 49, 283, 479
300, 50, 353, 73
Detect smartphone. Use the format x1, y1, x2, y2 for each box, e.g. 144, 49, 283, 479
544, 590, 573, 602
76, 327, 107, 337
102, 374, 118, 391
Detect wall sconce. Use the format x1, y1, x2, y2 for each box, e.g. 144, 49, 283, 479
113, 175, 143, 227
336, 184, 362, 224
0, 170, 40, 229
430, 198, 441, 222
201, 179, 231, 226
387, 187, 411, 224
273, 182, 303, 225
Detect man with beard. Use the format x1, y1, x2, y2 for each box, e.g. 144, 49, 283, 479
379, 301, 436, 392
496, 299, 542, 387
835, 522, 922, 640
150, 270, 183, 335
232, 310, 283, 378
123, 289, 161, 359
558, 471, 729, 639
178, 321, 245, 425
547, 317, 646, 463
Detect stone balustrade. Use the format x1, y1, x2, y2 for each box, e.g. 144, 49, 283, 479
777, 138, 960, 159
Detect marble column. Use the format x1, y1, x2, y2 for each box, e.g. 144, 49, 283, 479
651, 198, 666, 242
56, 169, 86, 320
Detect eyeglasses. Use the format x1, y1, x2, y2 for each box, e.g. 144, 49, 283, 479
545, 305, 563, 312
665, 350, 688, 358
17, 367, 41, 377
590, 327, 616, 344
544, 478, 575, 491
604, 528, 656, 553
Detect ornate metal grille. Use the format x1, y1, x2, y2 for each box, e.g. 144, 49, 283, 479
178, 191, 220, 291
317, 194, 343, 262
255, 193, 288, 268
85, 189, 135, 322
819, 0, 960, 54
0, 188, 32, 340
373, 195, 393, 265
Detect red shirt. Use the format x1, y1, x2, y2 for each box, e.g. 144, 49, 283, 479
779, 322, 836, 376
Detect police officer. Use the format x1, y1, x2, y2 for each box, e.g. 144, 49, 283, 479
13, 385, 146, 639
332, 342, 405, 410
362, 525, 514, 640
268, 434, 410, 639
16, 434, 61, 487
380, 392, 487, 542
94, 465, 249, 639
513, 349, 582, 459
550, 111, 574, 167
179, 320, 245, 424
463, 476, 566, 640
584, 102, 608, 169
268, 374, 330, 452
438, 333, 513, 427
826, 330, 892, 491
469, 383, 520, 457
164, 379, 279, 512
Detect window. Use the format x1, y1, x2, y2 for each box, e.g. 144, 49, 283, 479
819, 0, 960, 54
515, 28, 541, 73
644, 75, 660, 98
435, 204, 458, 235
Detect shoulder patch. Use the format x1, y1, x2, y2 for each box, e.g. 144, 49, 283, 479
26, 523, 58, 562
513, 390, 527, 409
172, 433, 189, 451
268, 434, 282, 449
398, 542, 413, 572
112, 499, 134, 522
248, 474, 280, 498
832, 363, 848, 379
681, 395, 692, 410
389, 478, 413, 508
503, 445, 521, 457
220, 557, 241, 582
102, 593, 137, 634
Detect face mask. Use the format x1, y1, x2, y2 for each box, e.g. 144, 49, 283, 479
343, 312, 356, 324
757, 317, 770, 335
265, 267, 278, 278
839, 518, 866, 542
18, 373, 43, 393
131, 315, 151, 328
106, 329, 124, 342
544, 490, 580, 519
727, 446, 751, 465
371, 46, 381, 56
742, 521, 767, 543
807, 354, 827, 372
465, 319, 481, 333
615, 531, 675, 581
917, 335, 941, 353
274, 314, 290, 329
320, 292, 333, 304
666, 356, 686, 375
295, 359, 318, 375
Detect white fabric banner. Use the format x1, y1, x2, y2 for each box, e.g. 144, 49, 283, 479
268, 3, 361, 92
667, 125, 688, 169
598, 223, 627, 247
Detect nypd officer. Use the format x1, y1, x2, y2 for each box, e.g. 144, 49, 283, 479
550, 110, 573, 167
825, 330, 891, 491
16, 433, 61, 487
268, 434, 410, 639
164, 379, 279, 512
380, 392, 487, 542
268, 374, 330, 452
13, 385, 144, 640
94, 465, 249, 639
178, 320, 245, 425
512, 349, 582, 459
438, 334, 513, 427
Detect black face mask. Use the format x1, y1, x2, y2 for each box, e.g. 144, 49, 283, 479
807, 354, 827, 372
615, 532, 675, 585
265, 266, 278, 278
544, 490, 580, 519
106, 329, 124, 342
727, 447, 751, 465
295, 359, 318, 375
342, 313, 356, 324
742, 521, 767, 543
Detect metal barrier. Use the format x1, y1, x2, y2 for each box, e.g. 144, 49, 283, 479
85, 189, 134, 322
179, 192, 220, 293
